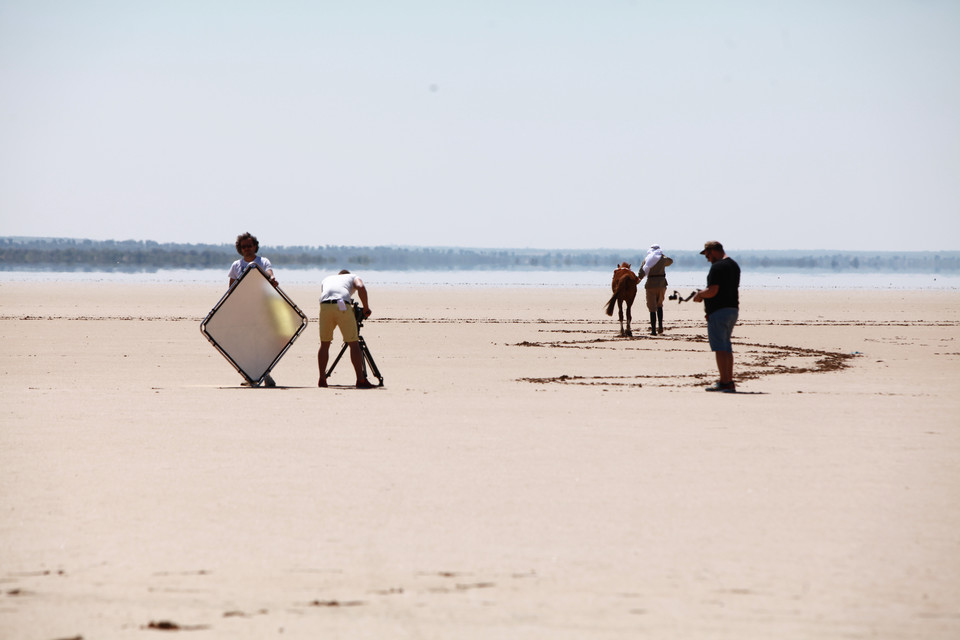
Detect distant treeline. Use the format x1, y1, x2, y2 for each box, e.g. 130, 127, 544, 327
1, 237, 958, 273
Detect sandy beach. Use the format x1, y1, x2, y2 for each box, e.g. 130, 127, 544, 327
1, 281, 958, 639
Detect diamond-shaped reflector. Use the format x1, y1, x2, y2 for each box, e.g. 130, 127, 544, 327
200, 265, 309, 385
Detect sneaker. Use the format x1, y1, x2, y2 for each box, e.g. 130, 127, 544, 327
705, 381, 736, 393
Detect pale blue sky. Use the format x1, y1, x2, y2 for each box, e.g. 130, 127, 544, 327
1, 1, 958, 251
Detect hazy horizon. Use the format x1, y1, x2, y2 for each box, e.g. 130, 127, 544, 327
5, 234, 959, 257
2, 2, 958, 252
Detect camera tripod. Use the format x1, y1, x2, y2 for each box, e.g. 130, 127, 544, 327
324, 302, 384, 386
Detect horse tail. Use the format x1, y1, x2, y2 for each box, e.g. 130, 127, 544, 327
604, 293, 617, 316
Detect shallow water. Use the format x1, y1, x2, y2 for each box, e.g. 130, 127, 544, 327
1, 268, 958, 290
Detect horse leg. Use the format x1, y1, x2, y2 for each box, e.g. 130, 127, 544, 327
624, 300, 633, 337
617, 299, 625, 336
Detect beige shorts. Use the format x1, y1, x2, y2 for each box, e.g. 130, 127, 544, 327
319, 303, 359, 343
645, 287, 666, 312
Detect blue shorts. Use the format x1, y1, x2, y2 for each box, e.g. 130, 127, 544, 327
707, 307, 738, 352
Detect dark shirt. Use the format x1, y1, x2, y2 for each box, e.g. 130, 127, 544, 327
705, 257, 740, 315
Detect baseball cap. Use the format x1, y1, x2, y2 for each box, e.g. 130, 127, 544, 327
700, 241, 723, 255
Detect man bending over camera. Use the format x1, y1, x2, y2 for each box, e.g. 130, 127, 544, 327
317, 270, 374, 389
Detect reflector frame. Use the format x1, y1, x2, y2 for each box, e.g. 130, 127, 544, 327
200, 265, 309, 385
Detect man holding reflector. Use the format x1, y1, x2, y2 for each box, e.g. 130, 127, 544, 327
228, 232, 277, 288
227, 231, 279, 387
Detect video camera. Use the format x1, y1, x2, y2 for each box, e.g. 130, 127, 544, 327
352, 301, 369, 330
668, 290, 697, 303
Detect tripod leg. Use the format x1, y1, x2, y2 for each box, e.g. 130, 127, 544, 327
358, 337, 384, 386
325, 342, 349, 378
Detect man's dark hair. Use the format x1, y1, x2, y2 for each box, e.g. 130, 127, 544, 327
235, 232, 259, 255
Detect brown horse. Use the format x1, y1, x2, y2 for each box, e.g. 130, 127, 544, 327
604, 262, 641, 336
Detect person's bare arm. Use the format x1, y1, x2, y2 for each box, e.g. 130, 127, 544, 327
693, 284, 719, 302
355, 278, 371, 317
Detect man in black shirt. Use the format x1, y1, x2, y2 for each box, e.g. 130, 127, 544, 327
693, 241, 740, 392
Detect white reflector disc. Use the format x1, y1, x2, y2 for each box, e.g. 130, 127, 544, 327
200, 265, 308, 385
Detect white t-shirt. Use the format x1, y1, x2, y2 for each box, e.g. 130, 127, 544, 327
228, 256, 273, 281
320, 273, 359, 303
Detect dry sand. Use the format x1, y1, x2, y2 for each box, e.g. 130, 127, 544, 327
1, 281, 958, 639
